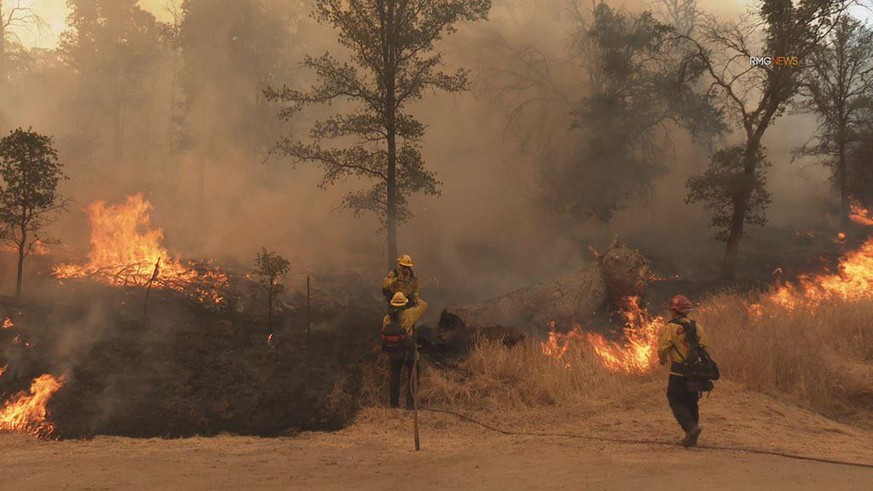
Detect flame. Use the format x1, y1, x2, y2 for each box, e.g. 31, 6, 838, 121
0, 374, 66, 438
53, 194, 228, 304
584, 298, 664, 374
752, 237, 873, 313
541, 298, 663, 374
2, 318, 12, 329
0, 365, 7, 378
850, 202, 873, 226
266, 333, 273, 346
540, 321, 585, 369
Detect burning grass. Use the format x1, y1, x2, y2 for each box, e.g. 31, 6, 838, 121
415, 235, 873, 421
0, 374, 66, 438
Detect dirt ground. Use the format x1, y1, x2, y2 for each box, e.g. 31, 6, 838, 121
2, 381, 873, 490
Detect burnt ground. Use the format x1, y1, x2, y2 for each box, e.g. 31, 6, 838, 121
1, 224, 868, 440
0, 275, 383, 439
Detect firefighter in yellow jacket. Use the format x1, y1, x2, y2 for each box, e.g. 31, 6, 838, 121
383, 292, 418, 409
658, 294, 709, 447
382, 254, 428, 324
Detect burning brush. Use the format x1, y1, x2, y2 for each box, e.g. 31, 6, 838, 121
542, 297, 663, 374
53, 194, 229, 305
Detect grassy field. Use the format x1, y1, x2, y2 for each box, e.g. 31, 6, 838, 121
406, 293, 873, 426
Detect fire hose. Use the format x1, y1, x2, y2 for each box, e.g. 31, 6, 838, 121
417, 405, 873, 470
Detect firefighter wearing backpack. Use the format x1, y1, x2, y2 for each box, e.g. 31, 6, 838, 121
383, 254, 428, 325
382, 292, 419, 409
658, 294, 711, 447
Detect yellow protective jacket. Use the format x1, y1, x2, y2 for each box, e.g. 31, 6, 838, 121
382, 268, 421, 303
658, 316, 709, 376
383, 309, 416, 336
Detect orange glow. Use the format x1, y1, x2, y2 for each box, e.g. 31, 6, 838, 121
0, 374, 66, 439
584, 297, 663, 374
540, 320, 585, 369
541, 298, 663, 374
2, 318, 12, 330
53, 194, 228, 304
756, 238, 873, 312
850, 202, 873, 226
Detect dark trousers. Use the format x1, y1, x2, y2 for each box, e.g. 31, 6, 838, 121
389, 350, 417, 408
667, 375, 699, 431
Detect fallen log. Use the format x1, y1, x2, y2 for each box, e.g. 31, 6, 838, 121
443, 238, 652, 332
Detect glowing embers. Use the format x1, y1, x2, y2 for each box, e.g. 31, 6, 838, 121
850, 201, 873, 227
53, 194, 228, 304
541, 297, 663, 374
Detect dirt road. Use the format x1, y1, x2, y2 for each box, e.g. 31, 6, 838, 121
2, 382, 872, 490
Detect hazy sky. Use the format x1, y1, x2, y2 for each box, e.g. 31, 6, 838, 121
16, 0, 173, 48
12, 0, 872, 49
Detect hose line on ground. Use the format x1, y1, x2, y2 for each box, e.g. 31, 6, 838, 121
419, 406, 873, 470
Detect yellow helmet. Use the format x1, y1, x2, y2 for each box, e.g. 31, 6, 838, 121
390, 292, 409, 307
397, 254, 414, 268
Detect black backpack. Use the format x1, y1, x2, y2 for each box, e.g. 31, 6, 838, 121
381, 319, 411, 352
669, 319, 720, 388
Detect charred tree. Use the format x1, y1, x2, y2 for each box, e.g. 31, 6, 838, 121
266, 0, 492, 270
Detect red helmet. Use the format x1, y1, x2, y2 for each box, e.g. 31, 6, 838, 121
669, 295, 693, 313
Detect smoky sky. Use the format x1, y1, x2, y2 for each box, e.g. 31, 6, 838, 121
0, 0, 846, 301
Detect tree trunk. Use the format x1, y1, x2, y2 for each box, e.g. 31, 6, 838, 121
267, 283, 273, 332
197, 155, 206, 226
444, 241, 652, 330
0, 3, 6, 87
838, 138, 850, 228
386, 128, 398, 269
721, 138, 760, 280
16, 231, 25, 299
721, 198, 745, 281
113, 96, 126, 166
384, 1, 398, 271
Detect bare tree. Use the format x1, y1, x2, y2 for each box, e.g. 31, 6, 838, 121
796, 15, 873, 226
1, 0, 49, 85
657, 0, 699, 37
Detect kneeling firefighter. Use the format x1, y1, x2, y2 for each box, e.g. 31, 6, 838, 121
658, 294, 719, 447
381, 292, 419, 409
382, 254, 428, 325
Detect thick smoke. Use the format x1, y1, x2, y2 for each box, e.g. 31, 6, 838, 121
0, 0, 844, 303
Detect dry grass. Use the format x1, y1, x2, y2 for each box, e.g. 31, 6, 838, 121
697, 294, 873, 415
362, 294, 873, 424
419, 338, 655, 411
361, 338, 649, 411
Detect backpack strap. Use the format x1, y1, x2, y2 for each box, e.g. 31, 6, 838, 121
666, 318, 698, 361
